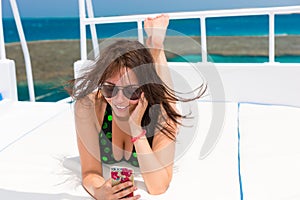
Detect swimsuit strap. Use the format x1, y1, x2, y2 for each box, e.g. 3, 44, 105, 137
99, 105, 142, 167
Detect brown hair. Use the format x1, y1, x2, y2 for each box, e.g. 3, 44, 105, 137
67, 39, 206, 140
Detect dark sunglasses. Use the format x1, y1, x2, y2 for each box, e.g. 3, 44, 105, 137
99, 83, 142, 100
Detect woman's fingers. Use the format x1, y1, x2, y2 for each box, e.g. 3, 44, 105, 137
102, 178, 113, 188
136, 92, 148, 120
114, 185, 138, 199
111, 180, 133, 193
132, 92, 147, 118
139, 92, 148, 111
101, 179, 140, 199
111, 181, 139, 199
123, 194, 141, 200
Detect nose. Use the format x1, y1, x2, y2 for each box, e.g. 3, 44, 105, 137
113, 88, 127, 102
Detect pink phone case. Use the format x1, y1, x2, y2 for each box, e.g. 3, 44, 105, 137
110, 166, 134, 197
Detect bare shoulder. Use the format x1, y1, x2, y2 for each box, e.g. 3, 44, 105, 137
74, 92, 108, 137
156, 103, 180, 134
152, 112, 179, 151
74, 92, 106, 122
75, 92, 103, 111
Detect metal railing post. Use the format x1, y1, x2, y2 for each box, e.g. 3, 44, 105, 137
79, 0, 87, 60
269, 12, 275, 63
86, 0, 99, 58
200, 17, 208, 63
137, 20, 144, 44
10, 0, 35, 101
0, 0, 6, 60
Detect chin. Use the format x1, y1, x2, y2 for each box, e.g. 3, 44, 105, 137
112, 107, 131, 120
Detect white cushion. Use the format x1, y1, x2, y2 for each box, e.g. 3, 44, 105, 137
239, 103, 300, 200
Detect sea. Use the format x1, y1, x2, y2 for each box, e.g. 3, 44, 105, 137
3, 14, 300, 101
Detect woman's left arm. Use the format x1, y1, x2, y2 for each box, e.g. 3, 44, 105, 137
129, 93, 177, 195
130, 15, 177, 194
133, 125, 176, 195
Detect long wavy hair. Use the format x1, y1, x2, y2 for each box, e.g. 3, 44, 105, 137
67, 39, 206, 140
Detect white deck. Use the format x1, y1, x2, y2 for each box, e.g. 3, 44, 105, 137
1, 100, 299, 199
1, 4, 300, 199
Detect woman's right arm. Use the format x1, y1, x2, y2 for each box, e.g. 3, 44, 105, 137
77, 137, 105, 195
75, 97, 139, 199
74, 96, 105, 196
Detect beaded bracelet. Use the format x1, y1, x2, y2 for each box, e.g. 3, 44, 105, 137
131, 129, 147, 143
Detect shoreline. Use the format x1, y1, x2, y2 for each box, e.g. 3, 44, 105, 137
6, 35, 300, 55
5, 35, 300, 83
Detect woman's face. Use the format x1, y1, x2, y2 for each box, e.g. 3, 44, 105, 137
102, 68, 140, 119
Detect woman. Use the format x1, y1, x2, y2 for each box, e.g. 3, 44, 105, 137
69, 14, 206, 199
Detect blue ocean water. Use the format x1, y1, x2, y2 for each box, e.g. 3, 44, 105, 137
3, 14, 300, 42
3, 14, 300, 101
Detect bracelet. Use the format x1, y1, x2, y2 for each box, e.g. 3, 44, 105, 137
131, 129, 147, 143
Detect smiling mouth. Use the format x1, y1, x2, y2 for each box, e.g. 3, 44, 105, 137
114, 104, 130, 110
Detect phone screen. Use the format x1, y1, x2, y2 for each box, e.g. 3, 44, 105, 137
110, 166, 134, 197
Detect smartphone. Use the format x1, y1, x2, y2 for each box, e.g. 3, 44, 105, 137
110, 166, 134, 197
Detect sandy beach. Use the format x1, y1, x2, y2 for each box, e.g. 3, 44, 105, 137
5, 35, 300, 84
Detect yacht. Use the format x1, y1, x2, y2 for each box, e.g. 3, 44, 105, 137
0, 1, 299, 199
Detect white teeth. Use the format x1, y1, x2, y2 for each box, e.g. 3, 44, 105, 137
115, 105, 128, 109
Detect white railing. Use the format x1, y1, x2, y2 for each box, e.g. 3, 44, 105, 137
0, 0, 35, 101
78, 2, 300, 63
75, 2, 300, 109
0, 0, 5, 60
1, 1, 299, 102
0, 0, 18, 101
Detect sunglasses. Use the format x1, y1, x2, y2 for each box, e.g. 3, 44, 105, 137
99, 83, 142, 100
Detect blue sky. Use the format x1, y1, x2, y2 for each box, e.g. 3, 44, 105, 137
2, 0, 300, 18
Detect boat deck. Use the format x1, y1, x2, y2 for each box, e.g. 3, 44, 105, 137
1, 100, 299, 199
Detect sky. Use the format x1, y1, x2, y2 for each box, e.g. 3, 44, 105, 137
2, 0, 300, 18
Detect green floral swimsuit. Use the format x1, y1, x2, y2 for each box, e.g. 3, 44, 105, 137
99, 105, 153, 167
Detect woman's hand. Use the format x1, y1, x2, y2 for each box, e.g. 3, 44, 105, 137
128, 92, 148, 136
93, 178, 140, 200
